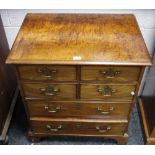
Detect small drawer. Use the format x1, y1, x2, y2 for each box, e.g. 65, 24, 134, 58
22, 83, 76, 99
17, 65, 76, 81
31, 119, 128, 136
27, 101, 131, 119
81, 84, 136, 100
81, 66, 141, 82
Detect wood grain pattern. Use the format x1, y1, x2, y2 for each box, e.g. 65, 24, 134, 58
5, 14, 152, 144
81, 84, 136, 100
27, 100, 131, 119
31, 118, 127, 136
6, 14, 152, 66
22, 83, 76, 99
81, 66, 141, 82
18, 65, 76, 81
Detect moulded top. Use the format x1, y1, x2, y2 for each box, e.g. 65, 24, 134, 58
6, 13, 152, 66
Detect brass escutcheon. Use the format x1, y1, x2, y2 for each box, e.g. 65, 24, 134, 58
46, 124, 62, 132
100, 68, 120, 78
97, 106, 114, 114
95, 125, 111, 133
97, 86, 117, 96
40, 86, 60, 96
38, 65, 57, 78
44, 104, 61, 113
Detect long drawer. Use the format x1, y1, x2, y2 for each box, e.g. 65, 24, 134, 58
31, 119, 128, 136
81, 66, 140, 82
22, 83, 76, 99
81, 84, 136, 100
27, 101, 131, 119
17, 65, 76, 81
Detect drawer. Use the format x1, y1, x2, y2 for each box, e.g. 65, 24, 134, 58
31, 119, 127, 136
27, 101, 131, 119
81, 84, 136, 100
17, 65, 76, 81
22, 83, 76, 99
81, 66, 141, 82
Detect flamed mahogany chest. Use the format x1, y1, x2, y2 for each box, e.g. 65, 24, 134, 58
6, 13, 152, 144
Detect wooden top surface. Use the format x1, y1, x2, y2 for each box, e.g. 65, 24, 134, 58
6, 13, 152, 66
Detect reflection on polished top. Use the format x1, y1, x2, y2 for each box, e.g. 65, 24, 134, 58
6, 13, 152, 66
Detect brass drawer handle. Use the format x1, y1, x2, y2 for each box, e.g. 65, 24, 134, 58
100, 68, 120, 79
38, 66, 57, 78
46, 124, 62, 132
44, 105, 61, 113
97, 106, 114, 114
96, 125, 111, 133
40, 86, 60, 96
97, 86, 116, 96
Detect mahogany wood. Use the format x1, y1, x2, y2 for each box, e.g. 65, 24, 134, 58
6, 14, 152, 66
30, 118, 128, 136
81, 84, 136, 100
81, 66, 141, 82
22, 83, 76, 99
27, 100, 131, 119
6, 14, 152, 144
18, 65, 76, 81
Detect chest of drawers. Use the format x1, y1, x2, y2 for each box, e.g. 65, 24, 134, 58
6, 13, 152, 144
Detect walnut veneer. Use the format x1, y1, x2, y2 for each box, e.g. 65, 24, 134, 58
6, 13, 152, 144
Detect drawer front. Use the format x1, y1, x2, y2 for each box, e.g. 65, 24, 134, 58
22, 83, 76, 99
28, 101, 130, 119
18, 65, 76, 81
81, 66, 141, 82
31, 119, 127, 136
81, 84, 136, 100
